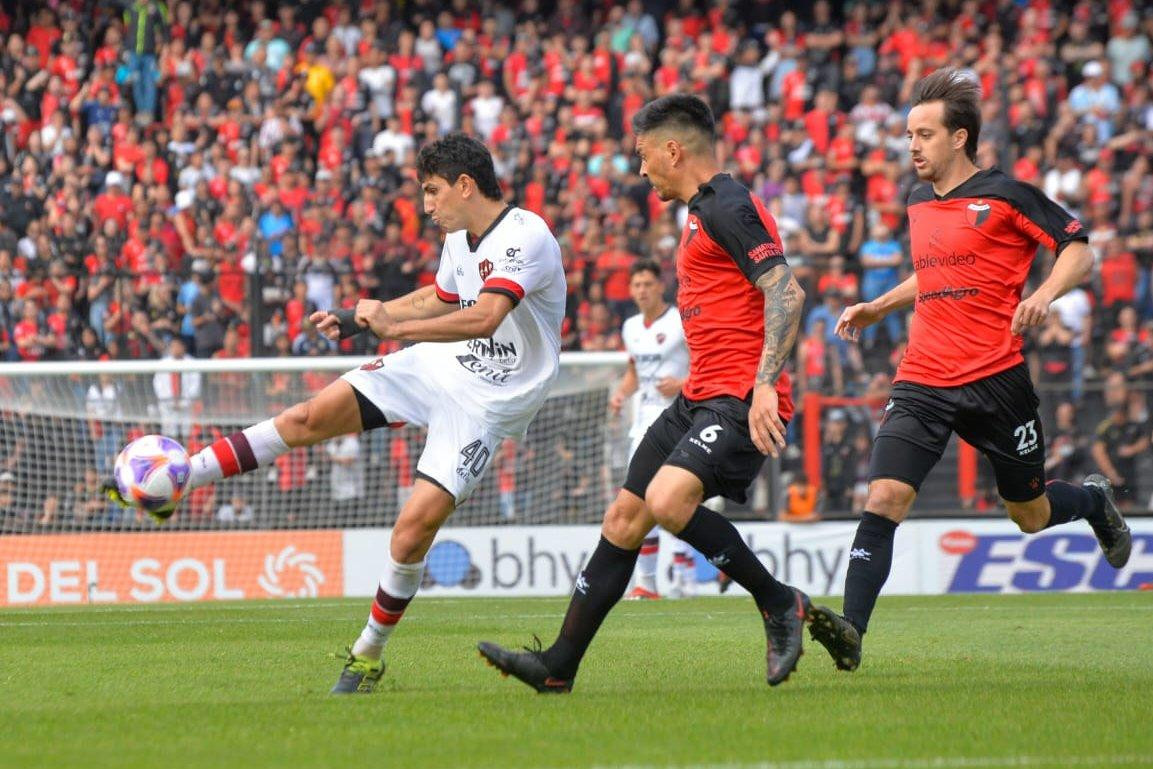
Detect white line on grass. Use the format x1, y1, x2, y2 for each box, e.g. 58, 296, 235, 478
0, 610, 747, 627
596, 754, 1150, 769
0, 597, 570, 616
2, 602, 1152, 626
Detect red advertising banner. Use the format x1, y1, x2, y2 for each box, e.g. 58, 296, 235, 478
0, 531, 343, 605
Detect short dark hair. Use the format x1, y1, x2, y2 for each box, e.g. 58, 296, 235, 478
416, 133, 502, 200
911, 68, 981, 162
631, 94, 716, 149
630, 259, 661, 279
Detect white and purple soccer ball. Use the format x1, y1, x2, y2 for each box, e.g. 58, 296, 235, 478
114, 435, 191, 515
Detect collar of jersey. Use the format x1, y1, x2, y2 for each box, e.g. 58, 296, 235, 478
932, 167, 997, 201
466, 205, 513, 252
688, 173, 730, 207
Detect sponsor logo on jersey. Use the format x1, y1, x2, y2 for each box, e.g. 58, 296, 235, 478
479, 259, 494, 281
456, 265, 464, 276
456, 353, 512, 385
916, 286, 980, 303
965, 200, 991, 228
1065, 219, 1084, 235
501, 247, 526, 273
747, 240, 784, 263
360, 357, 385, 371
913, 252, 977, 270
467, 337, 518, 365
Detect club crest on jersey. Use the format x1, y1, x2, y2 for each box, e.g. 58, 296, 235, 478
656, 333, 666, 345
965, 201, 991, 228
478, 258, 494, 281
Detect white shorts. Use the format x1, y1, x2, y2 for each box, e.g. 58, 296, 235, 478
341, 347, 503, 504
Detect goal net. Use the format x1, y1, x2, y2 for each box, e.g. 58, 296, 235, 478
0, 353, 630, 604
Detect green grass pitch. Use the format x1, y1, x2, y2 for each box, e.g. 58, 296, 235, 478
1, 593, 1150, 769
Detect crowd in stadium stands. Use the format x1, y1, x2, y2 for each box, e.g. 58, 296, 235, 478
0, 0, 1151, 522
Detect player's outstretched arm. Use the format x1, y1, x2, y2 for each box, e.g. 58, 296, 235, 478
1011, 241, 1093, 335
313, 285, 457, 340
356, 291, 516, 343
836, 273, 918, 341
751, 263, 805, 457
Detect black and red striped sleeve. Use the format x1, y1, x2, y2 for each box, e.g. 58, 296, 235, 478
695, 182, 787, 284
1005, 179, 1088, 256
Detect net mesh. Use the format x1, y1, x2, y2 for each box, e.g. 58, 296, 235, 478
0, 354, 629, 533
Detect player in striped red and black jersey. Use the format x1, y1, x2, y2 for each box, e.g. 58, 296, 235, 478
809, 69, 1133, 673
480, 94, 813, 690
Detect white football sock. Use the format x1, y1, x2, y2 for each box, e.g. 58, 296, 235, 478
352, 555, 426, 660
188, 419, 290, 489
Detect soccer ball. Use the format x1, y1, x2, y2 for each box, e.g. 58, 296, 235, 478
114, 435, 192, 518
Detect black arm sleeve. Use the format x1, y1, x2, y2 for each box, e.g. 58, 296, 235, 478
1007, 180, 1089, 256
696, 191, 787, 285
331, 308, 367, 339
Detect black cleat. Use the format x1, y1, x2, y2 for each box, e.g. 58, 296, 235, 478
764, 588, 811, 686
808, 605, 862, 672
717, 571, 733, 594
477, 638, 573, 694
1082, 474, 1132, 568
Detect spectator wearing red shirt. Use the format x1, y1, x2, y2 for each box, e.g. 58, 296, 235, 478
91, 173, 132, 231
1099, 235, 1138, 315
12, 301, 54, 361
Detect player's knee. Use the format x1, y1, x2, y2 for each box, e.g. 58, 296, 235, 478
865, 480, 915, 521
391, 514, 440, 561
644, 486, 693, 531
602, 494, 649, 548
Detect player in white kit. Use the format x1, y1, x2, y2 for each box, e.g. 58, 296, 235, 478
106, 135, 566, 693
609, 260, 698, 599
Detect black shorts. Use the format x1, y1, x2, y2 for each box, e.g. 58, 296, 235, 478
623, 393, 769, 504
870, 363, 1046, 503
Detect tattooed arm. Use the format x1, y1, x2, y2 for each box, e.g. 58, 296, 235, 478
750, 263, 805, 456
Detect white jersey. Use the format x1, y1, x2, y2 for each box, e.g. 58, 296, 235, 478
431, 206, 566, 437
622, 306, 688, 440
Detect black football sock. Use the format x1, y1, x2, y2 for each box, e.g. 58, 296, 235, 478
675, 506, 795, 616
541, 536, 638, 680
842, 512, 899, 635
1044, 480, 1105, 528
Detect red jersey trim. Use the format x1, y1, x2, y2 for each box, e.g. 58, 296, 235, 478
481, 277, 526, 300
435, 283, 460, 303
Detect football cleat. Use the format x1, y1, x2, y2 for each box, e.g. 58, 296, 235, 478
101, 478, 176, 523
807, 605, 862, 672
717, 571, 733, 594
102, 478, 129, 508
624, 585, 660, 601
764, 588, 811, 686
330, 648, 386, 694
477, 638, 573, 694
1082, 474, 1133, 569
